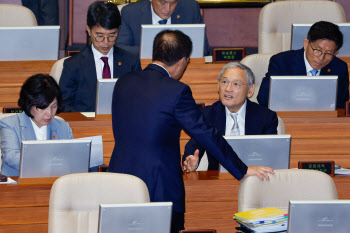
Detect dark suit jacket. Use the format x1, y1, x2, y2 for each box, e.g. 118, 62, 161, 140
59, 46, 141, 112
183, 100, 278, 170
108, 64, 247, 213
257, 48, 349, 109
116, 0, 210, 55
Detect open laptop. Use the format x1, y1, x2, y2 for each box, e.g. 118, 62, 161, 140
268, 76, 338, 111
140, 24, 205, 59
288, 200, 350, 233
0, 26, 60, 61
19, 139, 91, 178
219, 135, 291, 173
291, 23, 350, 57
98, 202, 172, 233
95, 79, 118, 114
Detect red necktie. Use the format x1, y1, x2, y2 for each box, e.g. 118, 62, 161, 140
101, 57, 111, 79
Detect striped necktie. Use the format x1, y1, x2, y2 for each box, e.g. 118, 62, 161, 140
230, 113, 240, 136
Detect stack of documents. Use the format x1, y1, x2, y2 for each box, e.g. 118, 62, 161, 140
234, 207, 288, 232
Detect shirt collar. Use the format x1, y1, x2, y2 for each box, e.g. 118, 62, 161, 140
152, 63, 171, 77
224, 99, 247, 120
151, 4, 171, 24
91, 44, 114, 61
304, 50, 319, 75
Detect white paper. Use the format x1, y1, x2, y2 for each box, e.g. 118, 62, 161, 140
78, 135, 103, 167
80, 112, 96, 118
335, 168, 350, 175
0, 177, 17, 184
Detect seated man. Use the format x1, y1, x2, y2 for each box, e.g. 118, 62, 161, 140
59, 1, 141, 112
183, 62, 278, 170
116, 0, 210, 56
257, 21, 349, 109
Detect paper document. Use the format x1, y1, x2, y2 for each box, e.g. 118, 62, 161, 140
0, 177, 17, 184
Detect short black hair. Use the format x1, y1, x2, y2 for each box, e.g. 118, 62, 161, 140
307, 21, 343, 51
87, 1, 121, 30
18, 74, 63, 118
152, 30, 192, 66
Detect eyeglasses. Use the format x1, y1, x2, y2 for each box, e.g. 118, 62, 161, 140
309, 42, 335, 60
219, 80, 247, 90
94, 34, 117, 42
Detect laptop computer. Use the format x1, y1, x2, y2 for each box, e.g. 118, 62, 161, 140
291, 23, 350, 57
288, 200, 350, 233
219, 135, 291, 173
140, 24, 205, 59
268, 76, 338, 111
0, 26, 60, 61
98, 202, 172, 233
19, 139, 91, 178
95, 79, 118, 114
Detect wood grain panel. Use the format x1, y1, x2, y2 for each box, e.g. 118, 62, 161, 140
291, 138, 350, 154
186, 202, 237, 219
185, 219, 238, 233
285, 123, 350, 138
0, 224, 47, 233
0, 87, 21, 103
0, 207, 48, 225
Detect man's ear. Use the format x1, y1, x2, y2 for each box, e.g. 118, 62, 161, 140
303, 38, 309, 51
247, 84, 255, 98
86, 25, 91, 37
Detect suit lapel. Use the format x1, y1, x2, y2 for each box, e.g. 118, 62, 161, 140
82, 47, 98, 91
143, 1, 153, 24
320, 63, 332, 75
293, 48, 308, 75
171, 0, 183, 24
113, 47, 124, 78
215, 102, 226, 135
47, 120, 58, 140
19, 113, 37, 140
245, 100, 258, 135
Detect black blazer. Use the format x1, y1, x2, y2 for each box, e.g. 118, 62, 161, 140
59, 46, 141, 112
183, 99, 278, 170
108, 64, 247, 213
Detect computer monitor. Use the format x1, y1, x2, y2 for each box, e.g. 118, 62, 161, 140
19, 139, 91, 178
98, 202, 172, 233
95, 79, 118, 114
288, 200, 350, 233
0, 26, 60, 61
220, 135, 291, 173
291, 23, 350, 57
140, 24, 205, 59
268, 76, 338, 111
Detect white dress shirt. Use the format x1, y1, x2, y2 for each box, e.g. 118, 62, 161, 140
151, 5, 171, 25
30, 119, 47, 140
304, 51, 320, 76
224, 100, 247, 136
91, 44, 114, 79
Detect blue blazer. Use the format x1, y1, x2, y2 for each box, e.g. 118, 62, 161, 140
0, 112, 74, 176
116, 0, 210, 56
59, 46, 141, 112
108, 64, 247, 213
257, 48, 349, 109
183, 100, 278, 170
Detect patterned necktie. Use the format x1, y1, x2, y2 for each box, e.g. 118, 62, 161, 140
158, 19, 167, 24
310, 69, 318, 76
101, 57, 111, 79
230, 113, 240, 136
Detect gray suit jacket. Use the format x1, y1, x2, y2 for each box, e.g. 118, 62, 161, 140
0, 112, 73, 176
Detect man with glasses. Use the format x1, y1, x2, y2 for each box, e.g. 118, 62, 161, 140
257, 21, 349, 109
59, 1, 141, 112
183, 62, 278, 171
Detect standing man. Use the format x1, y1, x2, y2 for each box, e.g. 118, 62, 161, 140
116, 0, 210, 56
184, 62, 278, 170
109, 30, 274, 233
257, 21, 349, 109
59, 1, 141, 112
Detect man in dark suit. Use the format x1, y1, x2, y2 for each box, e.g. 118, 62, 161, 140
257, 21, 349, 109
59, 1, 141, 112
109, 30, 274, 233
116, 0, 210, 56
183, 62, 278, 170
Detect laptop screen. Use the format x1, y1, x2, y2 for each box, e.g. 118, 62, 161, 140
96, 79, 118, 115
288, 200, 350, 233
140, 24, 205, 59
268, 76, 338, 111
19, 139, 91, 178
220, 135, 291, 173
98, 202, 172, 233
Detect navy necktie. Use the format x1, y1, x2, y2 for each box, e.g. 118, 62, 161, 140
158, 19, 167, 25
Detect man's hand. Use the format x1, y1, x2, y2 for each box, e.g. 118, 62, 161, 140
244, 166, 275, 181
183, 149, 199, 173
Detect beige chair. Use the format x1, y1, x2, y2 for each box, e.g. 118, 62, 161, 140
238, 169, 338, 212
50, 57, 69, 84
48, 173, 150, 233
258, 1, 346, 54
0, 4, 37, 26
240, 53, 275, 103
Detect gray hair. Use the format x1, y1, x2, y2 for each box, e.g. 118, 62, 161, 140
218, 62, 255, 86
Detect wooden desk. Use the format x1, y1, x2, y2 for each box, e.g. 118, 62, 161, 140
1, 172, 349, 233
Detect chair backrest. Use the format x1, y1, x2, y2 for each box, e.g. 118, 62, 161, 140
48, 173, 150, 233
241, 53, 275, 103
238, 169, 338, 212
50, 57, 69, 84
277, 116, 286, 135
258, 1, 346, 54
0, 4, 37, 26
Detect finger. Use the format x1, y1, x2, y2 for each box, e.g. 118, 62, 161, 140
194, 149, 199, 158
258, 168, 270, 181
